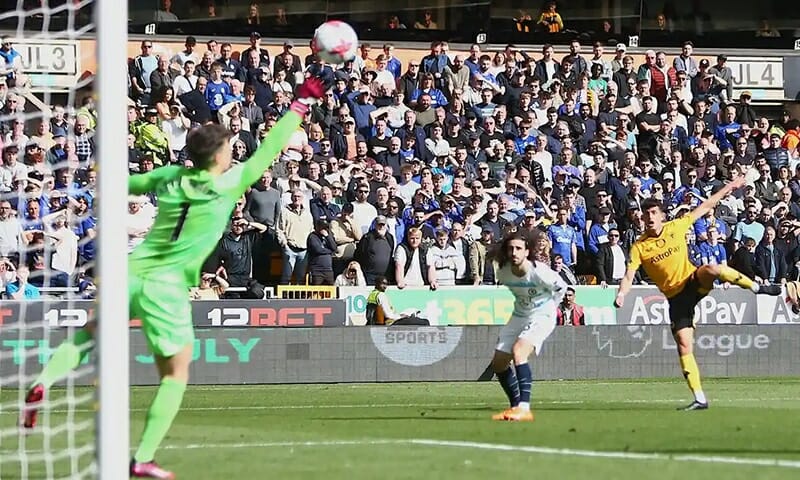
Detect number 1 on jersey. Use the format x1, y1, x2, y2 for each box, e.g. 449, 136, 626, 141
171, 202, 190, 241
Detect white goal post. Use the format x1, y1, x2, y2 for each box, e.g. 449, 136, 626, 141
96, 0, 130, 478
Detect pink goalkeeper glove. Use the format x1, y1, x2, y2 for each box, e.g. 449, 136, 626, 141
290, 77, 326, 116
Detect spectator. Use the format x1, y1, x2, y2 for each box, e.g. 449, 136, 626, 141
5, 264, 39, 299
552, 254, 578, 285
354, 215, 395, 284
329, 203, 362, 274
0, 199, 24, 258
212, 216, 267, 296
278, 189, 314, 284
536, 2, 563, 33
548, 206, 578, 267
130, 40, 158, 104
306, 219, 337, 285
310, 186, 341, 223
587, 206, 614, 255
555, 287, 584, 325
334, 260, 367, 286
394, 226, 427, 288
754, 226, 787, 285
426, 228, 465, 289
596, 227, 634, 287
190, 272, 230, 300
127, 196, 155, 252
469, 225, 495, 285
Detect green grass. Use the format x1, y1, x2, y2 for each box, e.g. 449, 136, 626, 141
2, 378, 800, 479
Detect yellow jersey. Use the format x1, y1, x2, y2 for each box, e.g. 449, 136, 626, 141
628, 215, 696, 298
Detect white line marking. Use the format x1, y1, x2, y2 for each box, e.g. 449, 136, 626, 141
2, 397, 798, 416
4, 438, 800, 470
7, 438, 795, 470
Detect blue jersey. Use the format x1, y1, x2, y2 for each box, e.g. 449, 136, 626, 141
699, 242, 727, 265
548, 224, 577, 265
205, 80, 231, 112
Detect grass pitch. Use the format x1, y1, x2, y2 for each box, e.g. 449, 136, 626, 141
2, 378, 800, 479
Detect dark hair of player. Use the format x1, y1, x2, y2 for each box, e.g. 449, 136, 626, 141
186, 124, 231, 170
492, 229, 546, 269
641, 197, 665, 213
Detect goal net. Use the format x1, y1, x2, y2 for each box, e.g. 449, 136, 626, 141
0, 0, 129, 478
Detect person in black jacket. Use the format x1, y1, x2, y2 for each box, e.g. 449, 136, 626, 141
754, 226, 788, 285
354, 216, 395, 285
309, 186, 341, 223
729, 236, 757, 280
306, 219, 338, 285
596, 228, 639, 286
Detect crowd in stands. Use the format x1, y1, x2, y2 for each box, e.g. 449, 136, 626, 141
3, 30, 800, 299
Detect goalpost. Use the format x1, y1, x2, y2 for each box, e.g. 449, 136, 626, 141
0, 0, 129, 478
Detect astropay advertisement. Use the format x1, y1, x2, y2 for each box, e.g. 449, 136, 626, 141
615, 287, 757, 325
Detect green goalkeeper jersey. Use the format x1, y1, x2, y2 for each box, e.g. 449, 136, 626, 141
128, 110, 302, 286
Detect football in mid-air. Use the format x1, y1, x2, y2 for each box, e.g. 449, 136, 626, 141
311, 20, 359, 64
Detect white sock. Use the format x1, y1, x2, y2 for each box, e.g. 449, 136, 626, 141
750, 283, 760, 294
694, 390, 707, 404
518, 401, 530, 411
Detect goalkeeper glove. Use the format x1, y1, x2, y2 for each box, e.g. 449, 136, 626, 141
290, 77, 326, 116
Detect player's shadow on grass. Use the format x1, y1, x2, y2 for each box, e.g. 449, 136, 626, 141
460, 405, 664, 413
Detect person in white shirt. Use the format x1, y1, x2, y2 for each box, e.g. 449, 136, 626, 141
369, 91, 410, 130
170, 36, 199, 71
394, 227, 426, 288
351, 182, 379, 234
533, 134, 553, 181
127, 195, 156, 252
396, 164, 421, 205
489, 231, 566, 422
426, 228, 466, 289
162, 105, 191, 157
42, 211, 78, 277
0, 200, 25, 258
373, 54, 396, 86
172, 60, 198, 97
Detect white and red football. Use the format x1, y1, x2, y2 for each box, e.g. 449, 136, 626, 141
311, 20, 359, 64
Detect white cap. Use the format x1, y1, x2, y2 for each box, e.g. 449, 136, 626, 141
616, 43, 627, 52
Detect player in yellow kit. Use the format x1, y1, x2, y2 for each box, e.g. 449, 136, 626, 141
614, 176, 781, 410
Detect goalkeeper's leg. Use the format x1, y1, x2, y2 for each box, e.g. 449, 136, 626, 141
23, 322, 96, 428
130, 344, 191, 479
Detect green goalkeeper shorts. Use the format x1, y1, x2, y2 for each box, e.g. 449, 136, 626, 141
129, 275, 194, 358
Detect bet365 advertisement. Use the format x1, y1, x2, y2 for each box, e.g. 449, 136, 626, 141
338, 286, 775, 326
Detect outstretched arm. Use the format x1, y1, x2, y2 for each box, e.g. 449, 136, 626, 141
689, 175, 744, 222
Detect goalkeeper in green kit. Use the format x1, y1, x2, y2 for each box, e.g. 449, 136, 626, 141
22, 78, 326, 479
